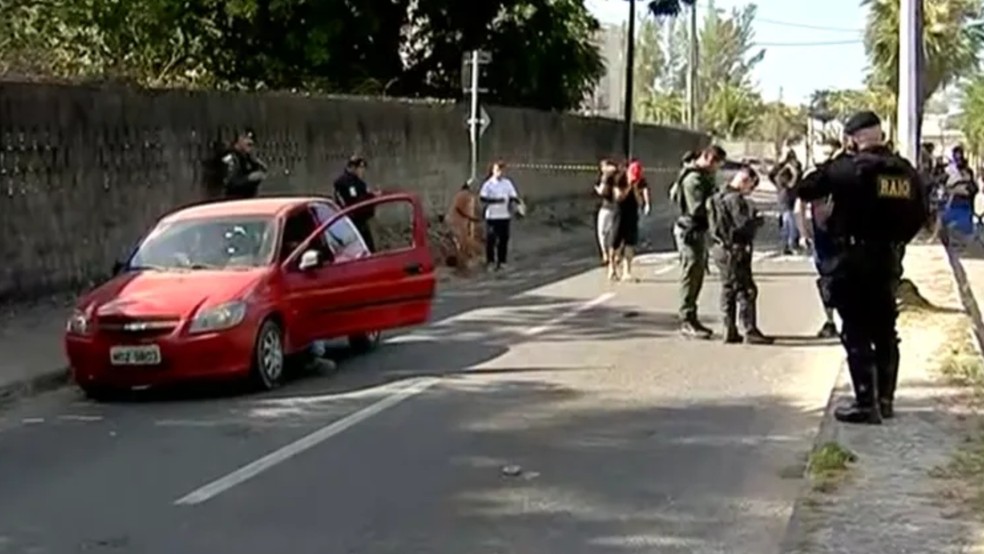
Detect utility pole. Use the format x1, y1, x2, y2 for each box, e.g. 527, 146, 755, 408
686, 1, 698, 129
897, 0, 919, 163
623, 0, 636, 160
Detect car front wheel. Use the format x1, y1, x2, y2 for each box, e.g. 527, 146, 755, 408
348, 330, 381, 353
251, 319, 286, 390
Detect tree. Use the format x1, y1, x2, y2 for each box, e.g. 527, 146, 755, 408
702, 82, 761, 139
958, 74, 984, 156
633, 16, 666, 122
1, 0, 604, 111
863, 0, 984, 131
752, 101, 808, 156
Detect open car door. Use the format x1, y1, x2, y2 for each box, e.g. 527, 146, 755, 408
282, 193, 436, 341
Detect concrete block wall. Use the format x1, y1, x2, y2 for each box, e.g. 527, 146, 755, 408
0, 82, 708, 302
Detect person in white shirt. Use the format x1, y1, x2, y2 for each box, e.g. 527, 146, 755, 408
479, 160, 520, 270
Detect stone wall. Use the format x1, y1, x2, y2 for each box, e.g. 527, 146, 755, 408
0, 82, 708, 302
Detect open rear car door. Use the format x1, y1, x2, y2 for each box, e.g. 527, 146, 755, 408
282, 193, 436, 341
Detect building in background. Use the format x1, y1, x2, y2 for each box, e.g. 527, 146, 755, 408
581, 23, 626, 118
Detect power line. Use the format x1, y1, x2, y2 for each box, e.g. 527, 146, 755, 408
756, 18, 863, 33
753, 39, 863, 47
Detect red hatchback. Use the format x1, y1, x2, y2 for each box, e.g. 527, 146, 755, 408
65, 194, 436, 399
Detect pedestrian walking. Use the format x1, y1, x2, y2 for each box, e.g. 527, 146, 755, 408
797, 137, 844, 338
333, 156, 378, 251
479, 160, 520, 271
594, 159, 619, 266
221, 128, 267, 199
707, 165, 773, 344
670, 145, 726, 339
794, 110, 928, 424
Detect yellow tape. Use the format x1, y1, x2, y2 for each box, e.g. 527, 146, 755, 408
508, 163, 677, 173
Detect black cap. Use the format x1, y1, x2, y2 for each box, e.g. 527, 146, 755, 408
843, 111, 881, 135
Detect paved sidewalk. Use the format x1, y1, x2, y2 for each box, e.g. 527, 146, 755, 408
780, 244, 984, 553
0, 299, 73, 402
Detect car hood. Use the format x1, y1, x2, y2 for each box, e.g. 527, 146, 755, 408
81, 269, 267, 318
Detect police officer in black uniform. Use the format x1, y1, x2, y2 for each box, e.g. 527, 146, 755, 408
333, 156, 377, 251
707, 165, 773, 345
221, 128, 267, 199
794, 111, 928, 424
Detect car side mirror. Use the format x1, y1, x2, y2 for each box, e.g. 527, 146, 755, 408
298, 250, 322, 271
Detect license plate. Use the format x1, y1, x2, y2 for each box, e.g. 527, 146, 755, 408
110, 345, 162, 366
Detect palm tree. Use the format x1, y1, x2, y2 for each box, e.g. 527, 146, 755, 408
648, 0, 697, 17
863, 0, 984, 136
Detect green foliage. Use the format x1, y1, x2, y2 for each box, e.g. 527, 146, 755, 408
0, 0, 604, 111
863, 0, 984, 125
960, 74, 984, 156
751, 101, 808, 156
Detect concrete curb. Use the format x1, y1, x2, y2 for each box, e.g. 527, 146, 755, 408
939, 229, 984, 355
0, 367, 71, 408
776, 363, 849, 553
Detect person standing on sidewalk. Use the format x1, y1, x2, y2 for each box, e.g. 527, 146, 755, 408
795, 111, 927, 424
770, 149, 803, 255
594, 159, 619, 266
605, 160, 651, 281
707, 165, 773, 344
798, 137, 845, 339
446, 181, 482, 274
221, 128, 267, 199
671, 145, 726, 339
479, 160, 520, 271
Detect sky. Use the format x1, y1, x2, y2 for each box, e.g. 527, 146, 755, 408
585, 0, 869, 105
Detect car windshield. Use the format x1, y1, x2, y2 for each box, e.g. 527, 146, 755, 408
127, 216, 277, 271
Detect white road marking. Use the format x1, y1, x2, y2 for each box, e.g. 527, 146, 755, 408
58, 415, 103, 422
173, 292, 619, 506
173, 376, 439, 506
520, 292, 615, 337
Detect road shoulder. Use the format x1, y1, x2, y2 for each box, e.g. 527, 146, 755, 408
780, 244, 984, 553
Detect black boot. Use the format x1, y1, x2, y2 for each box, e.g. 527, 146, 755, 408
744, 328, 775, 345
723, 325, 742, 344
834, 401, 882, 424
681, 318, 713, 339
879, 399, 894, 419
817, 322, 838, 338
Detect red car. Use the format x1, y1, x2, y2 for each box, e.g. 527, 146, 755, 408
65, 194, 436, 399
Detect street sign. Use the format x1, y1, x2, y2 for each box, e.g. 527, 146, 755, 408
461, 63, 489, 93
464, 106, 491, 137
462, 50, 492, 64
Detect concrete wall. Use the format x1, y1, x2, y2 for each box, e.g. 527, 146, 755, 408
0, 82, 708, 303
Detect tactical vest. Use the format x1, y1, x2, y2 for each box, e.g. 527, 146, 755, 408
851, 151, 926, 244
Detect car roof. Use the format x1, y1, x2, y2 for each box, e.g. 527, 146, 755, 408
162, 196, 337, 222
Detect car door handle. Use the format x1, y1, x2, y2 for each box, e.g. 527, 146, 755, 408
404, 263, 423, 275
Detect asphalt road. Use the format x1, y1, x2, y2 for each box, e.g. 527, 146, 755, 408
0, 236, 842, 554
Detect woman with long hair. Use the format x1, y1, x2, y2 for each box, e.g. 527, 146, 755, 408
594, 159, 619, 265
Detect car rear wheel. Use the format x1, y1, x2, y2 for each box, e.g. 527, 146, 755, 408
251, 319, 286, 390
348, 330, 381, 353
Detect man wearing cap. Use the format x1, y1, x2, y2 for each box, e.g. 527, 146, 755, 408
222, 129, 268, 199
333, 156, 378, 251
794, 110, 928, 424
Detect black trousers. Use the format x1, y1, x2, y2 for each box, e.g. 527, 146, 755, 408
712, 244, 758, 331
486, 219, 511, 266
353, 218, 375, 252
831, 250, 900, 407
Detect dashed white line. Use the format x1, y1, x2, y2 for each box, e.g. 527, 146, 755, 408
172, 290, 619, 506
173, 376, 439, 506
520, 292, 615, 337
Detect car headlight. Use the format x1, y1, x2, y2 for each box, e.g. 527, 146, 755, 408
66, 309, 92, 335
188, 301, 248, 333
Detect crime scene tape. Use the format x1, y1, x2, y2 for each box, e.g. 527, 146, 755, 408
507, 162, 679, 173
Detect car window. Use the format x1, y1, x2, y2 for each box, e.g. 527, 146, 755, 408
311, 202, 369, 261
280, 208, 330, 263
129, 216, 276, 271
